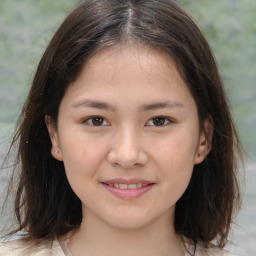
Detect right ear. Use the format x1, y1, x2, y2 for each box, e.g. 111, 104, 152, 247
45, 115, 63, 161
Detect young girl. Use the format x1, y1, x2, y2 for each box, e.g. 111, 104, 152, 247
0, 0, 242, 255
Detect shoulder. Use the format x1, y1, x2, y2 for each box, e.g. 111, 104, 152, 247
195, 244, 237, 256
0, 237, 65, 256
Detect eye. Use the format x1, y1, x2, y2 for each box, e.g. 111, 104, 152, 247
83, 116, 109, 126
146, 116, 173, 127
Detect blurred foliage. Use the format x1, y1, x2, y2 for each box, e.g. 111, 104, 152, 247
0, 0, 255, 157
177, 0, 256, 159
0, 0, 77, 127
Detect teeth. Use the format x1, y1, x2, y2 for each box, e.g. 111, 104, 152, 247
119, 184, 128, 189
137, 183, 142, 188
128, 184, 136, 189
110, 183, 148, 189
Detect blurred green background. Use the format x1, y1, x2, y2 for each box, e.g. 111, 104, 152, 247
0, 0, 255, 255
0, 0, 255, 157
179, 0, 256, 158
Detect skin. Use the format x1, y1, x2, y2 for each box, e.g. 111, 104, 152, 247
46, 44, 211, 256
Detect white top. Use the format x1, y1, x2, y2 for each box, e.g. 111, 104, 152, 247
0, 236, 237, 256
60, 239, 192, 256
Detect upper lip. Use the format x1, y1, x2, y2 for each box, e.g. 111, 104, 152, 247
101, 178, 155, 185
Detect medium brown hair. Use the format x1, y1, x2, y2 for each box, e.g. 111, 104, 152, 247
3, 0, 242, 249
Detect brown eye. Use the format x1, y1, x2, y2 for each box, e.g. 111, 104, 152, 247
92, 117, 104, 126
152, 117, 166, 126
85, 116, 109, 126
146, 116, 172, 127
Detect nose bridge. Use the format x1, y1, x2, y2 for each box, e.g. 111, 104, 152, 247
108, 124, 147, 168
115, 124, 140, 158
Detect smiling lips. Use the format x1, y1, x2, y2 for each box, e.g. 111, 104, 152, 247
101, 179, 155, 199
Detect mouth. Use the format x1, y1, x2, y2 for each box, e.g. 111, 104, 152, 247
102, 183, 150, 189
101, 179, 155, 199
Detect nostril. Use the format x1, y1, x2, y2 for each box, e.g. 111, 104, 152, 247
107, 148, 148, 168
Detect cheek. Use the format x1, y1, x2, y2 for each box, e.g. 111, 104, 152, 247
61, 136, 110, 200
60, 133, 110, 177
152, 131, 198, 165
151, 131, 197, 187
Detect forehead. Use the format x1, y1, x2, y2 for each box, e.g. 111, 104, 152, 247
71, 44, 185, 88
62, 43, 195, 109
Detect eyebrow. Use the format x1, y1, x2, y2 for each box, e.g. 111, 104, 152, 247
72, 99, 184, 111
72, 99, 116, 111
139, 101, 184, 111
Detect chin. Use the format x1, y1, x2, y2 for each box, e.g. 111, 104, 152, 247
109, 219, 152, 230
103, 211, 161, 230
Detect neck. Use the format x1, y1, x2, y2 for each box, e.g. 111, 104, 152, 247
68, 209, 186, 256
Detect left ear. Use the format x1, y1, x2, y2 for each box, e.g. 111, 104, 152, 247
194, 118, 213, 165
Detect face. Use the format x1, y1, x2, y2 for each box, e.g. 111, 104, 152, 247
47, 44, 210, 230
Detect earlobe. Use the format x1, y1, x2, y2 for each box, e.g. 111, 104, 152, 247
51, 146, 63, 161
45, 115, 63, 161
194, 118, 213, 165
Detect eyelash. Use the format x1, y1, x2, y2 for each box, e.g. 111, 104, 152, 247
82, 116, 110, 127
146, 116, 173, 127
82, 116, 173, 127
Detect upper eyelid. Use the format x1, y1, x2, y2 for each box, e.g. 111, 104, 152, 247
82, 116, 110, 126
145, 116, 175, 126
80, 115, 174, 125
149, 115, 174, 121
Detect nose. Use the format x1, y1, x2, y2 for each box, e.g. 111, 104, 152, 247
107, 127, 148, 169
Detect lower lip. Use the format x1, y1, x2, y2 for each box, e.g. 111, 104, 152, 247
102, 183, 155, 199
